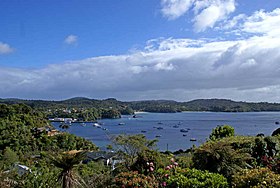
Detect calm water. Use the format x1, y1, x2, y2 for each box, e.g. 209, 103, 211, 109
52, 112, 280, 151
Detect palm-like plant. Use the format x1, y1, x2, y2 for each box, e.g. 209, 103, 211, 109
49, 151, 86, 188
193, 141, 251, 178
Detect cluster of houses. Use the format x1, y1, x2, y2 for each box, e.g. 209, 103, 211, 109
65, 150, 123, 170
32, 126, 61, 137
83, 151, 123, 170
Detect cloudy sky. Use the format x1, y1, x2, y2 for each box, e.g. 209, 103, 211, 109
0, 0, 280, 102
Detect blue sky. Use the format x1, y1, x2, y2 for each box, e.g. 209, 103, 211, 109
1, 0, 280, 102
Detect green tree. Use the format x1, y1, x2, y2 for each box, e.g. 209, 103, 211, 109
21, 167, 60, 188
193, 140, 251, 178
209, 125, 235, 141
1, 147, 18, 169
49, 152, 86, 188
77, 161, 112, 188
101, 109, 121, 119
130, 149, 164, 175
113, 134, 157, 170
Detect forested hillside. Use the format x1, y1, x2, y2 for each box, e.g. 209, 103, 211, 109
1, 98, 280, 114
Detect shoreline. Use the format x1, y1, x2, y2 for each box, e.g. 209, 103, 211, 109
134, 111, 149, 114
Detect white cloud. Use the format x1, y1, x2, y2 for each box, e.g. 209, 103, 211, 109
1, 8, 280, 102
221, 8, 280, 37
64, 35, 78, 44
193, 0, 236, 32
221, 14, 246, 30
0, 42, 14, 54
145, 37, 205, 52
1, 33, 280, 101
160, 0, 236, 32
242, 8, 280, 36
161, 0, 194, 20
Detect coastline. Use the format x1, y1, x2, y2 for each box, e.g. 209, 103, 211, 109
134, 111, 149, 114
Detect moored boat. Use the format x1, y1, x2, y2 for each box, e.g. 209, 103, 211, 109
180, 129, 188, 133
93, 123, 101, 128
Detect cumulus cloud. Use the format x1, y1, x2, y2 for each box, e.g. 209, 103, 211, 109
64, 35, 78, 44
242, 8, 280, 36
0, 42, 14, 54
221, 14, 246, 30
161, 0, 236, 32
1, 32, 280, 101
193, 0, 236, 32
221, 8, 280, 37
161, 0, 194, 20
1, 8, 280, 102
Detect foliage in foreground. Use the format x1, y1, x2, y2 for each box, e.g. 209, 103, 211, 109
193, 138, 252, 178
164, 168, 228, 188
115, 171, 158, 188
232, 168, 280, 188
48, 152, 87, 188
113, 134, 158, 170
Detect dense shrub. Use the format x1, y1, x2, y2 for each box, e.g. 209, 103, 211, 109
176, 154, 193, 169
78, 161, 112, 188
113, 134, 157, 170
130, 149, 165, 175
272, 128, 280, 136
232, 168, 280, 188
252, 136, 280, 173
114, 171, 158, 188
164, 168, 228, 188
19, 167, 60, 188
209, 125, 235, 141
193, 138, 252, 178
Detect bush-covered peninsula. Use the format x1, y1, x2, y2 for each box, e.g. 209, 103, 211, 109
1, 98, 280, 122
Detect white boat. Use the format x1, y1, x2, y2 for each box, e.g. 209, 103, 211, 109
93, 123, 101, 128
64, 119, 72, 124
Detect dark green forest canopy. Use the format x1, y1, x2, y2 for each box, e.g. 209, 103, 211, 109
1, 97, 280, 113
0, 103, 97, 154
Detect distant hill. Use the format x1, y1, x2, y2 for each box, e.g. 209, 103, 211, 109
184, 99, 280, 112
1, 97, 280, 113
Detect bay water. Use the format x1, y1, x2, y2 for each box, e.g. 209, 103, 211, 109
52, 112, 280, 151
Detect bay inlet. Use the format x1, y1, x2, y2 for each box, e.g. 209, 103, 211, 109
52, 112, 280, 151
